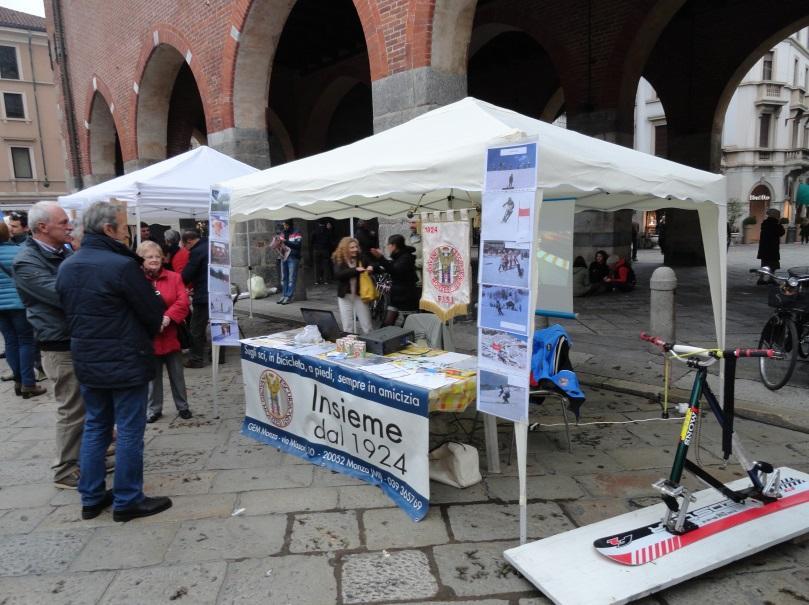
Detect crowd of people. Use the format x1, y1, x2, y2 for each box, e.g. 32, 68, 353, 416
572, 250, 636, 297
0, 201, 224, 523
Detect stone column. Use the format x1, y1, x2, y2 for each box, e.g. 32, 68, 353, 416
372, 67, 466, 132
123, 158, 157, 173
207, 128, 271, 170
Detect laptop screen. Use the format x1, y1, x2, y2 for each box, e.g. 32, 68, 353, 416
300, 308, 345, 341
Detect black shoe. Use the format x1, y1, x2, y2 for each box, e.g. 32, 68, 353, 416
277, 297, 288, 304
184, 360, 205, 369
146, 412, 162, 424
179, 409, 192, 420
82, 489, 113, 520
113, 496, 173, 522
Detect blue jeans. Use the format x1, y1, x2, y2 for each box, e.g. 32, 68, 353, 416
79, 384, 148, 509
0, 309, 35, 386
281, 257, 299, 299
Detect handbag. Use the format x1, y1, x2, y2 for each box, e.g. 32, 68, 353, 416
428, 442, 482, 488
176, 319, 191, 350
358, 266, 377, 303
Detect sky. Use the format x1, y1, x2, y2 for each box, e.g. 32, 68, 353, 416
0, 0, 45, 17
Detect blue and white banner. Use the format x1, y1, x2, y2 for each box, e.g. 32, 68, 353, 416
240, 344, 431, 521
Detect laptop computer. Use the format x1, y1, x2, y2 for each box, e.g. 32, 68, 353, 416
300, 308, 351, 342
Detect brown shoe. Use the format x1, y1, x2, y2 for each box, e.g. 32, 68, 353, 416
54, 469, 80, 490
21, 384, 47, 399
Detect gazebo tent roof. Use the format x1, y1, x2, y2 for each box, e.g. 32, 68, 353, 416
59, 146, 257, 221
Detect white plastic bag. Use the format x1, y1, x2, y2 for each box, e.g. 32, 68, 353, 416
429, 442, 482, 488
294, 325, 324, 345
249, 275, 268, 299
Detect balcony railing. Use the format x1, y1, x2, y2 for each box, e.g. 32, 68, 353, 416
755, 82, 788, 106
790, 88, 808, 110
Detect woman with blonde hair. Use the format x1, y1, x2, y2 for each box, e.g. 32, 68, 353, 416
136, 240, 192, 423
332, 236, 375, 334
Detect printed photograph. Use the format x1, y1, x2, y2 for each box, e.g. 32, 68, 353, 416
477, 369, 528, 422
484, 142, 537, 191
480, 241, 530, 288
480, 190, 534, 242
479, 285, 530, 336
478, 328, 529, 374
210, 213, 229, 243
211, 320, 240, 347
210, 188, 230, 213
209, 266, 231, 294
211, 240, 230, 265
209, 292, 233, 320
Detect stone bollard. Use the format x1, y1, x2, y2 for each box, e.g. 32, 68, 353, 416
650, 266, 677, 343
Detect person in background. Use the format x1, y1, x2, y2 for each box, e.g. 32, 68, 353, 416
572, 256, 590, 297
140, 222, 152, 242
56, 201, 171, 522
13, 202, 82, 488
756, 208, 785, 284
181, 229, 209, 368
162, 229, 181, 270
800, 217, 809, 245
370, 234, 419, 326
311, 221, 334, 285
604, 255, 636, 293
631, 220, 639, 261
0, 222, 45, 399
355, 219, 378, 256
277, 219, 302, 305
7, 210, 29, 244
136, 241, 192, 424
332, 237, 374, 334
408, 219, 423, 287
588, 250, 609, 285
68, 222, 84, 251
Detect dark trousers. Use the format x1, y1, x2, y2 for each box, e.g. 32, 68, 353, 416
190, 303, 209, 364
313, 249, 332, 283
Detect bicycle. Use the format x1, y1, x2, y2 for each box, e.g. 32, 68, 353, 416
369, 272, 391, 328
594, 333, 789, 564
750, 267, 809, 390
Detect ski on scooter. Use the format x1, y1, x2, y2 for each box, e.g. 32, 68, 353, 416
593, 475, 809, 566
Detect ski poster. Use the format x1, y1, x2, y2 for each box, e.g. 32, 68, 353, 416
477, 140, 540, 423
209, 186, 239, 345
241, 343, 430, 521
419, 211, 471, 321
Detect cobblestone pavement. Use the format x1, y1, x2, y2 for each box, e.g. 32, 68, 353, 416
1, 313, 808, 603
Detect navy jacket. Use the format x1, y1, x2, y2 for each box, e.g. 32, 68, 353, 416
181, 238, 209, 305
56, 233, 165, 389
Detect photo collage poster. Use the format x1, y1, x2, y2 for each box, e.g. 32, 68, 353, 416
477, 141, 539, 423
209, 187, 239, 346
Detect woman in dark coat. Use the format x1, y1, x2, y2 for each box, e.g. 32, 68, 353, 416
757, 208, 785, 283
371, 234, 420, 326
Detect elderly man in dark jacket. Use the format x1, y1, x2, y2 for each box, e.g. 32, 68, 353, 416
181, 229, 209, 368
13, 202, 83, 489
56, 201, 171, 522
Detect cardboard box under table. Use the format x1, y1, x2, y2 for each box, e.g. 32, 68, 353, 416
239, 330, 477, 521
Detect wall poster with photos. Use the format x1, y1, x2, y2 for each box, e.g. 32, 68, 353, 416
476, 141, 540, 423
208, 187, 239, 345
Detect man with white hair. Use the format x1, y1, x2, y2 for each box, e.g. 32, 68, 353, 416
13, 202, 83, 489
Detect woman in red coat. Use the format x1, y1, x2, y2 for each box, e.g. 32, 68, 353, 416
137, 241, 192, 423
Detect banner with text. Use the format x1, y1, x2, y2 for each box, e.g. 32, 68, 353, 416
240, 344, 431, 521
209, 187, 238, 344
419, 214, 471, 321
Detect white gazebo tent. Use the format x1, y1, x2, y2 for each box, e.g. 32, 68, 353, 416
58, 145, 258, 224
219, 97, 727, 537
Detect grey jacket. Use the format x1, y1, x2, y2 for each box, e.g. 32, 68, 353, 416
12, 237, 72, 348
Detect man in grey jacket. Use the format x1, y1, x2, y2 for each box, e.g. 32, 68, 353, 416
13, 202, 83, 489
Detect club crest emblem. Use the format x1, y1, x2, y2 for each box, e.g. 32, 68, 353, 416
428, 244, 465, 294
605, 534, 633, 548
258, 370, 294, 428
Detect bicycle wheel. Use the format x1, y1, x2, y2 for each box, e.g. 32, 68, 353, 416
758, 315, 799, 390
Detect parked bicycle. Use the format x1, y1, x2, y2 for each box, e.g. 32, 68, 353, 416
750, 266, 809, 390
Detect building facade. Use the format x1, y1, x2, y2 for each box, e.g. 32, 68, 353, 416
0, 7, 67, 210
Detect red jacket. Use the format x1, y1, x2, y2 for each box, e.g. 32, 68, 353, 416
171, 246, 190, 274
148, 269, 190, 356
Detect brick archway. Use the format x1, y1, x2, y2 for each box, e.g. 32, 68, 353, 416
133, 26, 212, 164
229, 0, 384, 132
82, 76, 126, 182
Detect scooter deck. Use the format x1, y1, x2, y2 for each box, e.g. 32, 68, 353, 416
504, 467, 809, 605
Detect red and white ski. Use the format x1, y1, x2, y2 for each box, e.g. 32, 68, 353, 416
594, 475, 809, 565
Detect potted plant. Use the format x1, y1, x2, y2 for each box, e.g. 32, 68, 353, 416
742, 215, 758, 244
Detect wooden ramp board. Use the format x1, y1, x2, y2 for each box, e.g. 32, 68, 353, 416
504, 467, 809, 605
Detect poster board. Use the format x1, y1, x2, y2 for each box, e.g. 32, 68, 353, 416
476, 141, 540, 423
208, 187, 239, 344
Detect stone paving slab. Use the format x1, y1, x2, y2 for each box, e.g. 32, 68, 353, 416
0, 482, 59, 509
210, 464, 314, 493
485, 474, 585, 501
70, 522, 179, 571
290, 511, 360, 553
341, 550, 438, 604
0, 529, 91, 576
432, 541, 535, 597
218, 554, 337, 605
0, 505, 53, 534
99, 561, 227, 604
363, 507, 449, 550
164, 515, 287, 563
0, 571, 115, 604
237, 486, 340, 515
338, 484, 397, 510
447, 502, 574, 542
